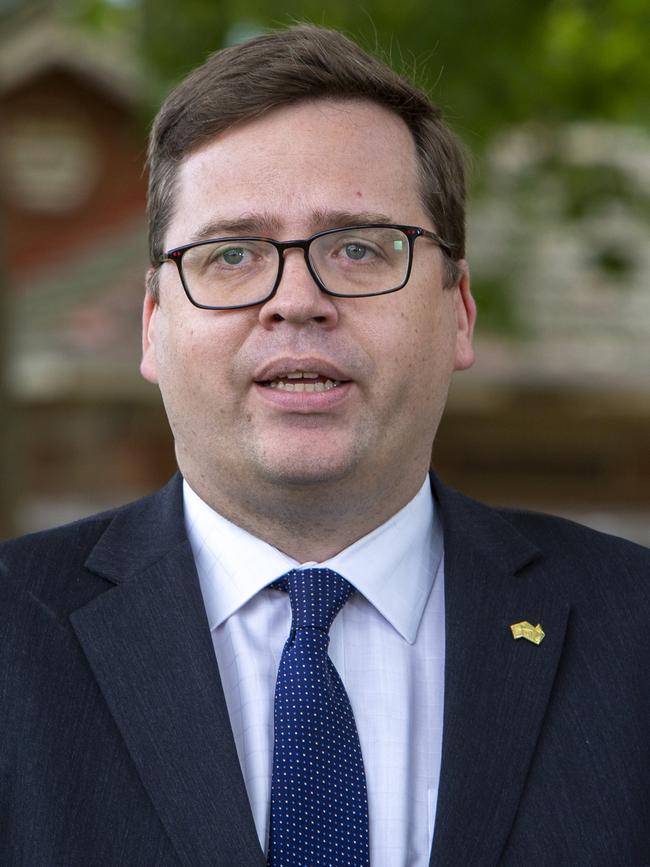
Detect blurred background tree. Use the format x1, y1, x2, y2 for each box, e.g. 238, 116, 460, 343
39, 0, 649, 130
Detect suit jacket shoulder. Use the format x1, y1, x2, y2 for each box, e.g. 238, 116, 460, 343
0, 474, 186, 597
436, 478, 650, 600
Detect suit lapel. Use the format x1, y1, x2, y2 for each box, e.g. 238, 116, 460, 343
430, 480, 570, 866
69, 476, 264, 867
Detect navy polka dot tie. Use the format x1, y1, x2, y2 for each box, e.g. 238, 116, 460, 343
267, 568, 370, 866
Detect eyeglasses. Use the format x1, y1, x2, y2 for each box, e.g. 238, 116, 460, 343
161, 223, 454, 310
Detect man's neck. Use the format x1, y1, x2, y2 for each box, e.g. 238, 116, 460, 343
182, 467, 430, 562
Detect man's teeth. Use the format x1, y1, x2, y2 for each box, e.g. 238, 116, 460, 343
269, 379, 339, 392
264, 369, 342, 391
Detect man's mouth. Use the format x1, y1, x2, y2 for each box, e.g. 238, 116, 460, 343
260, 370, 343, 393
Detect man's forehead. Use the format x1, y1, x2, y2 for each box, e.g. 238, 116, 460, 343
167, 99, 425, 246
177, 98, 418, 182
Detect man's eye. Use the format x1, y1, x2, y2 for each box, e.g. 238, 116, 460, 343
344, 242, 370, 261
333, 239, 383, 263
218, 247, 248, 266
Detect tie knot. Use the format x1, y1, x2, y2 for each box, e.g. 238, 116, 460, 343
272, 567, 354, 632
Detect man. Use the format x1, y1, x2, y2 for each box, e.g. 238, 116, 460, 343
1, 24, 649, 867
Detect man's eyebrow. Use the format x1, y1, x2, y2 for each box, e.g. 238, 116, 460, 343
309, 209, 394, 230
192, 214, 279, 240
190, 210, 395, 242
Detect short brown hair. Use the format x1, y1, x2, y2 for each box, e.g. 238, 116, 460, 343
146, 24, 466, 296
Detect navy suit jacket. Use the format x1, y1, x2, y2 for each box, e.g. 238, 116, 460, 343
2, 473, 650, 866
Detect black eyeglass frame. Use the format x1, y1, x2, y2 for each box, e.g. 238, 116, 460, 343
161, 223, 455, 311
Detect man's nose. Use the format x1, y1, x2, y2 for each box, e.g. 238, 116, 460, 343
258, 247, 339, 329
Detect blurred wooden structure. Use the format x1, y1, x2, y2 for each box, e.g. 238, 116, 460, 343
440, 379, 650, 543
1, 18, 168, 535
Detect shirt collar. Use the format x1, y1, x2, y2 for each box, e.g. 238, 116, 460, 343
183, 475, 442, 644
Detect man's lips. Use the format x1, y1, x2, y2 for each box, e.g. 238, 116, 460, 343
253, 356, 353, 389
252, 356, 354, 409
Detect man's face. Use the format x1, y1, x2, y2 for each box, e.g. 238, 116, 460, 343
141, 99, 475, 512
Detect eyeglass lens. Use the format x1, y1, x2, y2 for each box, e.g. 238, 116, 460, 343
179, 226, 410, 307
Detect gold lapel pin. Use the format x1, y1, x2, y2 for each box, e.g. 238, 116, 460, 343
511, 621, 545, 645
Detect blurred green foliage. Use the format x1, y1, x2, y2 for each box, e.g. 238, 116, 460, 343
540, 0, 650, 122
37, 0, 649, 139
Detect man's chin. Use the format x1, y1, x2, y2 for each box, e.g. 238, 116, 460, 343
259, 460, 355, 489
253, 448, 360, 490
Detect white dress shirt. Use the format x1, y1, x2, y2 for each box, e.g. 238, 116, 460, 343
183, 476, 445, 867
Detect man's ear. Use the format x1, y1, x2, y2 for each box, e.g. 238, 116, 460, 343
452, 261, 476, 371
140, 271, 159, 384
